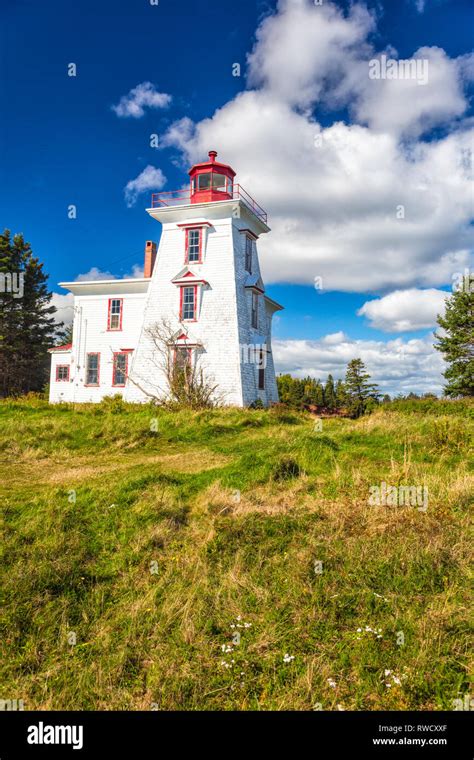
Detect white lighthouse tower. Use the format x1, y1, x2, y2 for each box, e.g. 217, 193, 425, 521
124, 151, 283, 407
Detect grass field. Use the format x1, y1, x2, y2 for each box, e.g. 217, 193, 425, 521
0, 396, 472, 710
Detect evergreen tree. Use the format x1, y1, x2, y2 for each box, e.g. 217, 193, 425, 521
324, 374, 336, 409
344, 358, 380, 418
434, 287, 474, 397
335, 379, 346, 409
0, 229, 57, 396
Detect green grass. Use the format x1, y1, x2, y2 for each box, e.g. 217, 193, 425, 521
0, 397, 472, 710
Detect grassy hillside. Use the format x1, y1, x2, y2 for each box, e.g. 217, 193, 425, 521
0, 397, 472, 710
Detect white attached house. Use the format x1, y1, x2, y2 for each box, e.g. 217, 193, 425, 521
49, 151, 283, 406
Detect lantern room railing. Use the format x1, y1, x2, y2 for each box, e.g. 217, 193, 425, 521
150, 184, 268, 224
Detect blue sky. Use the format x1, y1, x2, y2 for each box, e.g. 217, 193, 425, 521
1, 0, 473, 393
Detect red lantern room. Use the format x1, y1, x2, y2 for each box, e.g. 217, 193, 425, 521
189, 150, 236, 204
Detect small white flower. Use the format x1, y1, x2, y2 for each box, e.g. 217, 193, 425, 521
384, 670, 391, 676
393, 677, 401, 685
327, 678, 336, 688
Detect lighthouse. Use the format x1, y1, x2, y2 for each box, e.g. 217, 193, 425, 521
49, 151, 283, 406
124, 151, 283, 406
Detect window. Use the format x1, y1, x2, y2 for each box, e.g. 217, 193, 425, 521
86, 353, 100, 386
251, 291, 258, 328
212, 173, 227, 191
112, 352, 128, 387
186, 228, 201, 263
197, 173, 211, 190
227, 177, 234, 195
181, 286, 196, 320
56, 365, 70, 382
174, 347, 191, 370
258, 350, 265, 390
108, 299, 123, 331
245, 237, 253, 273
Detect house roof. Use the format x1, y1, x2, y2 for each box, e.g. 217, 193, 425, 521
48, 343, 72, 353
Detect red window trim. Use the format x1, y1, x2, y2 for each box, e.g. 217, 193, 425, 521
107, 298, 123, 331
185, 227, 203, 265
112, 351, 129, 387
85, 352, 100, 386
55, 364, 70, 382
179, 284, 198, 321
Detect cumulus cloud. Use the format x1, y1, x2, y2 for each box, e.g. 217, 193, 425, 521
358, 288, 448, 332
75, 267, 116, 281
50, 292, 74, 325
347, 47, 473, 138
273, 332, 445, 396
124, 165, 166, 207
161, 0, 473, 292
112, 82, 171, 118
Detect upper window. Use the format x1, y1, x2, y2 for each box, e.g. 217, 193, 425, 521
196, 173, 229, 192
112, 352, 128, 387
212, 173, 227, 191
181, 286, 196, 321
56, 365, 70, 382
108, 299, 123, 331
197, 173, 211, 190
86, 353, 100, 386
251, 291, 258, 329
245, 237, 253, 273
186, 228, 201, 263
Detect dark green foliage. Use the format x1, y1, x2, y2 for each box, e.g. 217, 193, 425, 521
0, 229, 58, 396
435, 287, 474, 397
344, 358, 380, 418
277, 374, 345, 411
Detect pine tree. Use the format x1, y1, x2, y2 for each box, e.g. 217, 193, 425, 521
434, 287, 474, 397
344, 358, 380, 418
324, 374, 336, 409
0, 229, 57, 396
335, 379, 346, 409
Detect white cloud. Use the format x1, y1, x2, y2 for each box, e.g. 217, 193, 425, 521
358, 288, 448, 332
50, 292, 74, 325
246, 0, 375, 110
124, 165, 166, 208
112, 82, 171, 118
75, 267, 116, 281
273, 332, 445, 396
161, 0, 474, 293
347, 47, 472, 138
124, 264, 144, 279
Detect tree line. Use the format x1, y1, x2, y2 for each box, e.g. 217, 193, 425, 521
277, 358, 381, 418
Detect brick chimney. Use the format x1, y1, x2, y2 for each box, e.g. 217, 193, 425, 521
144, 241, 157, 278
